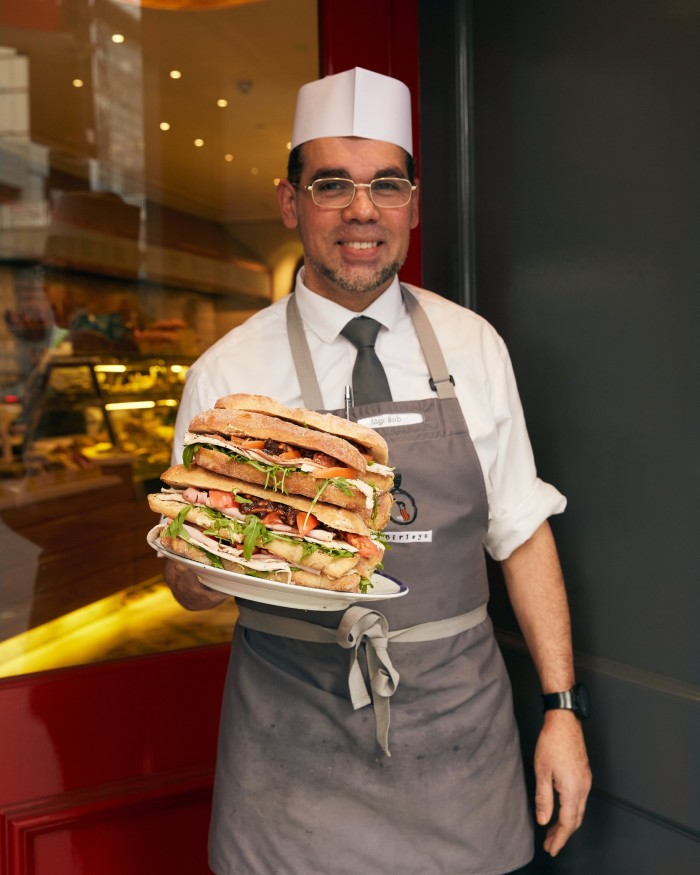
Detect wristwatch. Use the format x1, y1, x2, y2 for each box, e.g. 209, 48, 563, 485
542, 683, 590, 719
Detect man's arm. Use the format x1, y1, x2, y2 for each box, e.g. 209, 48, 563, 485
500, 520, 592, 857
163, 558, 230, 611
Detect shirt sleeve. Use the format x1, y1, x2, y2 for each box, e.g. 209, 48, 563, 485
479, 330, 567, 561
171, 363, 220, 464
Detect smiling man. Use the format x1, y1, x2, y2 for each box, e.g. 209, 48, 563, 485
164, 67, 591, 875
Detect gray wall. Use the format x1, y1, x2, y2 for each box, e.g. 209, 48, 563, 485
419, 1, 699, 872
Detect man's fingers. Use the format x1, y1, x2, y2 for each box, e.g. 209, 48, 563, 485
534, 772, 554, 826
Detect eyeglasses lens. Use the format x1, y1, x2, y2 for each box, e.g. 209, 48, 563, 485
310, 178, 412, 208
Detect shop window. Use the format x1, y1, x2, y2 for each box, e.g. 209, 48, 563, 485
0, 0, 317, 676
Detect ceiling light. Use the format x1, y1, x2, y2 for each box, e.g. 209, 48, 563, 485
273, 178, 280, 186
169, 70, 182, 80
112, 34, 125, 44
251, 167, 259, 175
286, 142, 291, 150
194, 138, 204, 147
217, 99, 228, 108
72, 79, 84, 88
224, 154, 234, 162
160, 122, 171, 131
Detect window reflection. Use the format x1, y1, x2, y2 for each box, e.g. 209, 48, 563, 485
0, 0, 317, 675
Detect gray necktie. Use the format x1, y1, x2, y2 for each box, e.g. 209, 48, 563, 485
341, 316, 393, 405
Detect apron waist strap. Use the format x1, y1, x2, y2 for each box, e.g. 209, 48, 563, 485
236, 602, 488, 756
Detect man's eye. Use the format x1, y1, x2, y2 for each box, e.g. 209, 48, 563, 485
372, 178, 402, 192
315, 180, 347, 193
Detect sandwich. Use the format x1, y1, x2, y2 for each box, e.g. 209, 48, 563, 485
181, 394, 394, 527
149, 463, 386, 593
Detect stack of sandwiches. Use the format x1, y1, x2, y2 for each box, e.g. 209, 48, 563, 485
148, 394, 394, 593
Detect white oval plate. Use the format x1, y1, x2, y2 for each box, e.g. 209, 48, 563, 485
147, 525, 408, 612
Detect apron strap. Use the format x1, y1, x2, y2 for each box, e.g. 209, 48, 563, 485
286, 293, 325, 410
236, 602, 488, 756
285, 286, 457, 409
400, 285, 457, 399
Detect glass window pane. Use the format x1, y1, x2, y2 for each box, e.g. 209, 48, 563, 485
0, 0, 318, 677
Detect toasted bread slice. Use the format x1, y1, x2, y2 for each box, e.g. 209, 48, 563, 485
214, 393, 389, 465
190, 446, 393, 528
160, 463, 376, 537
188, 408, 368, 472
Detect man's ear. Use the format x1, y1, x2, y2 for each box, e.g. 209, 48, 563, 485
277, 179, 299, 229
409, 179, 420, 230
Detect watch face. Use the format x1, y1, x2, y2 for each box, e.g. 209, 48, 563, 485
574, 683, 591, 719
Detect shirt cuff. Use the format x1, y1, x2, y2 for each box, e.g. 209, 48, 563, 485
484, 479, 567, 561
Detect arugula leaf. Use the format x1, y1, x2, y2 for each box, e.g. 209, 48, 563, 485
182, 444, 199, 469
358, 576, 374, 595
164, 505, 193, 539
241, 514, 269, 560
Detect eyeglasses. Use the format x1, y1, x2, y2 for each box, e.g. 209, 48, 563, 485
296, 177, 416, 209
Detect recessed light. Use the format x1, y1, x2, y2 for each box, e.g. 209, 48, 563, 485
160, 122, 170, 131
216, 99, 228, 108
224, 154, 234, 162
112, 34, 125, 44
194, 138, 204, 147
72, 78, 84, 88
273, 178, 281, 186
286, 142, 292, 151
169, 70, 182, 80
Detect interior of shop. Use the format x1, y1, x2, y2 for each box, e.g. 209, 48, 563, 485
0, 0, 318, 675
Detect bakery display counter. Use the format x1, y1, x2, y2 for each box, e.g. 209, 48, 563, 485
16, 354, 191, 483
0, 353, 226, 678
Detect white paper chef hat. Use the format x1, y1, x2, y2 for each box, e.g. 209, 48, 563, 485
291, 67, 413, 155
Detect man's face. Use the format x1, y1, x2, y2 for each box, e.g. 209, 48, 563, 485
278, 137, 419, 310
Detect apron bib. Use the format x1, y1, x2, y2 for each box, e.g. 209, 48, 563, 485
208, 290, 533, 875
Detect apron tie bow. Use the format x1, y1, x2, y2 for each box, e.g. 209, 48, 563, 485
336, 606, 400, 755
236, 602, 488, 757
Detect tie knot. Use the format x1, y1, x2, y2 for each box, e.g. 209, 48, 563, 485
341, 316, 383, 351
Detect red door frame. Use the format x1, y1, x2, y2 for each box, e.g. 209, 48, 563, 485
0, 5, 421, 873
319, 0, 422, 284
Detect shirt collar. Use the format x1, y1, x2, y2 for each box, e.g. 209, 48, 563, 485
293, 269, 404, 343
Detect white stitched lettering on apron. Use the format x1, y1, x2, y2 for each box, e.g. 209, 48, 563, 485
383, 530, 433, 542
358, 411, 424, 428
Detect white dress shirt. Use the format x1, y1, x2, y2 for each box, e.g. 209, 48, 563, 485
174, 273, 566, 560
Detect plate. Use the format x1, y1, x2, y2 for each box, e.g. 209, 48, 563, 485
147, 525, 408, 612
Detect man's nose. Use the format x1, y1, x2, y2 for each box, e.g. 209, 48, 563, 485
342, 185, 380, 220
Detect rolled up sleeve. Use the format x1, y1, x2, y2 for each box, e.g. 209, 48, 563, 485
484, 478, 567, 561
470, 327, 567, 561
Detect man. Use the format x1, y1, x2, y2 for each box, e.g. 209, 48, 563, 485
165, 67, 591, 875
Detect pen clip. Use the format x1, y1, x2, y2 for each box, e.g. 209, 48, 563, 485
344, 385, 353, 419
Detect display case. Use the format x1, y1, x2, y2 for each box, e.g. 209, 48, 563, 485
0, 354, 194, 649
18, 354, 191, 485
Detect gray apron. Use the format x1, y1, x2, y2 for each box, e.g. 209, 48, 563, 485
208, 289, 533, 875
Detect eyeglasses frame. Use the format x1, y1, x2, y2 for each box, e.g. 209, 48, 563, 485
293, 177, 417, 209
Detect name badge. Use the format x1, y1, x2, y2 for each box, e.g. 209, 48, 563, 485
358, 412, 424, 429
384, 531, 433, 543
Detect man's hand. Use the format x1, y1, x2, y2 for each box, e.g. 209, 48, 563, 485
534, 710, 592, 856
162, 558, 230, 611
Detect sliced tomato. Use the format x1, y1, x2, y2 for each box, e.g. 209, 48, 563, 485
241, 439, 265, 449
296, 511, 318, 536
344, 532, 382, 560
309, 466, 357, 479
208, 489, 237, 509
278, 449, 302, 460
262, 510, 283, 526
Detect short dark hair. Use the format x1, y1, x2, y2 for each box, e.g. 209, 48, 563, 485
286, 143, 415, 185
